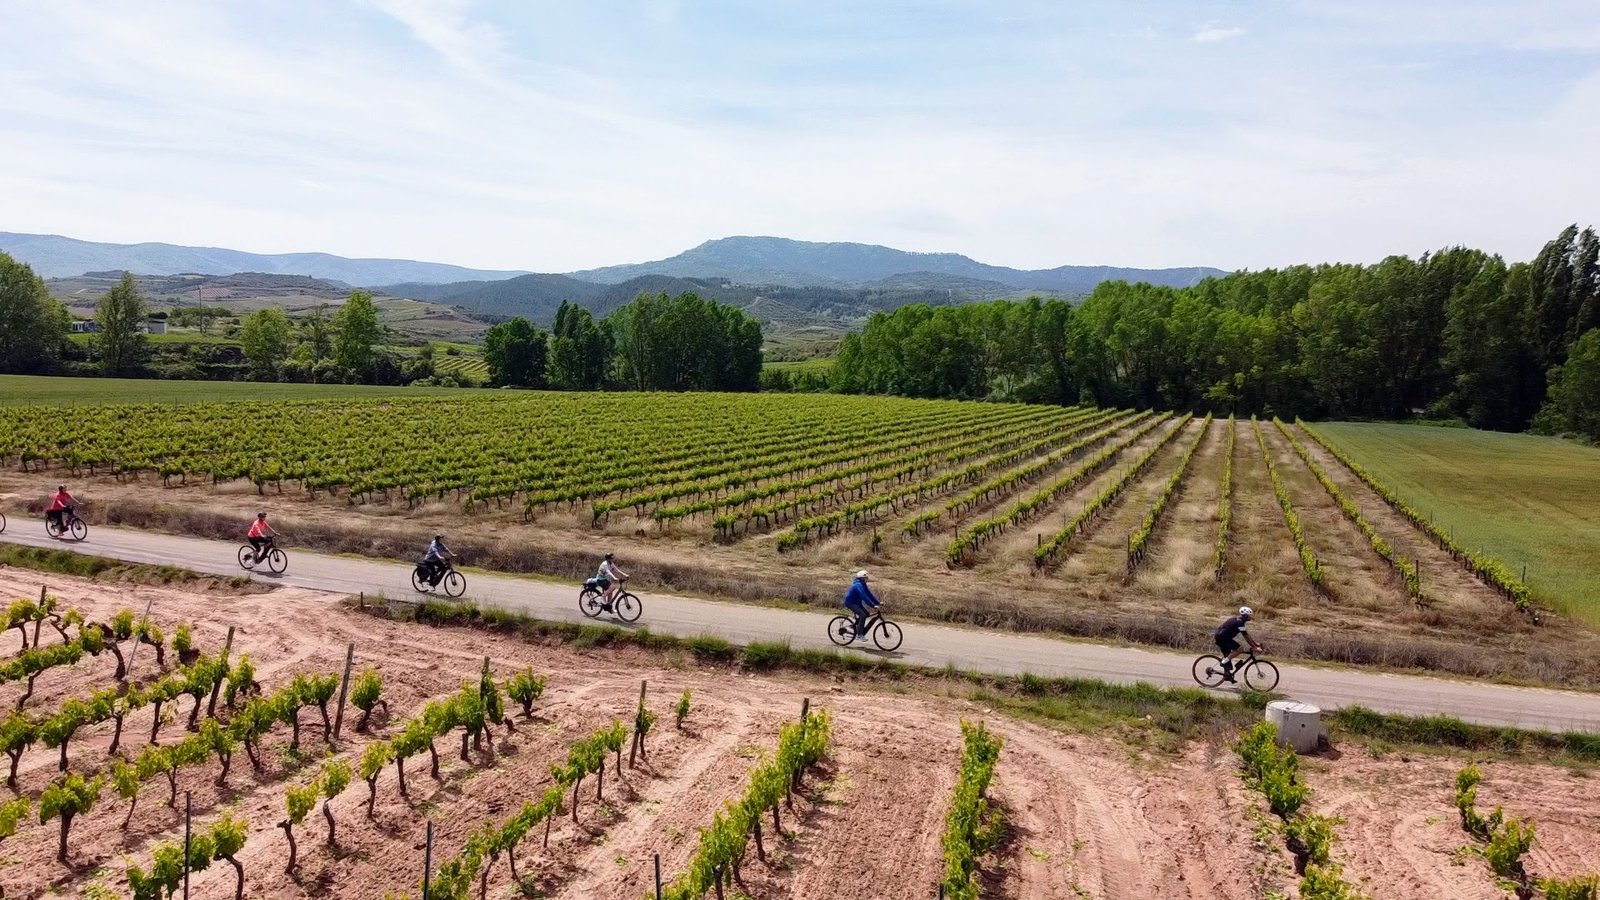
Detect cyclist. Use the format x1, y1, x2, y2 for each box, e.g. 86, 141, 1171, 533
46, 485, 80, 532
246, 512, 277, 563
1214, 606, 1264, 682
842, 570, 880, 641
420, 534, 454, 586
595, 553, 628, 610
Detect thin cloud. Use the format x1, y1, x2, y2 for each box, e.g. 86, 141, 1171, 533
1191, 23, 1245, 43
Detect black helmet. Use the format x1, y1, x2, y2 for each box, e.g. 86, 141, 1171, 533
257, 511, 267, 519
434, 534, 444, 541
57, 485, 66, 491
604, 552, 614, 560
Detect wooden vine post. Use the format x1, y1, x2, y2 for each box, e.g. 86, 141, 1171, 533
331, 643, 356, 741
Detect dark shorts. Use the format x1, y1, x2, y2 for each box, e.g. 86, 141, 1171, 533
595, 577, 612, 589
1216, 635, 1240, 655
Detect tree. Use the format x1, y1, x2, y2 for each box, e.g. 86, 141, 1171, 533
1533, 328, 1600, 441
547, 301, 610, 390
240, 308, 293, 381
0, 252, 69, 374
334, 291, 381, 375
482, 317, 549, 387
94, 273, 149, 376
606, 292, 763, 391
302, 304, 333, 360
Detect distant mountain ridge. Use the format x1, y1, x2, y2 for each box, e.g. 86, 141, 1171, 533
0, 232, 530, 284
571, 236, 1225, 292
2, 231, 1225, 292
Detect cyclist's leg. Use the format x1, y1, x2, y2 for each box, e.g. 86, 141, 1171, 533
1217, 637, 1239, 671
845, 601, 867, 636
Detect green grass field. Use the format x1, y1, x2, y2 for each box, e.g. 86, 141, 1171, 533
0, 374, 504, 406
1316, 422, 1600, 622
762, 358, 834, 375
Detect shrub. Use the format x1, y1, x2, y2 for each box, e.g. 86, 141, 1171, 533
1543, 876, 1600, 900
742, 640, 792, 670
506, 668, 545, 718
685, 635, 736, 661
350, 669, 383, 731
675, 690, 692, 728
1485, 816, 1535, 880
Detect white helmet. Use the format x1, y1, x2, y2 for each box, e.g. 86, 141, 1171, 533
854, 570, 869, 581
1239, 606, 1254, 618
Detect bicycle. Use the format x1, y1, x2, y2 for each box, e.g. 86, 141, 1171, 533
827, 607, 903, 652
238, 538, 289, 575
45, 507, 88, 542
411, 559, 466, 598
579, 577, 642, 623
1192, 647, 1280, 691
0, 511, 6, 533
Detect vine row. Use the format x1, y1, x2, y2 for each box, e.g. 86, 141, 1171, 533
1272, 419, 1424, 606
1254, 417, 1324, 590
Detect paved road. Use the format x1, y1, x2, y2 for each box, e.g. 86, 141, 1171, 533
5, 524, 1600, 733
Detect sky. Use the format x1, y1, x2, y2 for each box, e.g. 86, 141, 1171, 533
2, 0, 1598, 273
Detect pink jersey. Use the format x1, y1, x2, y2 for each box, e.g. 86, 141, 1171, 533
248, 519, 270, 538
48, 491, 72, 511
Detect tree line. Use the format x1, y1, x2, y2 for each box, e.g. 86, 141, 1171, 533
480, 293, 762, 392
831, 224, 1600, 440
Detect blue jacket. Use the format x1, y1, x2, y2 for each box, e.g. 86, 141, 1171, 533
843, 579, 879, 609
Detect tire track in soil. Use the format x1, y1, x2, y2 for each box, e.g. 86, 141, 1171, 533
991, 725, 1285, 900
1306, 750, 1505, 900
551, 687, 768, 898
763, 700, 961, 899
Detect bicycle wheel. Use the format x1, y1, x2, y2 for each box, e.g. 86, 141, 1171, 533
443, 570, 466, 598
1192, 655, 1228, 688
411, 567, 431, 593
67, 519, 87, 541
579, 588, 605, 618
0, 512, 7, 533
266, 548, 288, 575
238, 546, 258, 570
1242, 659, 1280, 692
872, 619, 904, 652
45, 518, 61, 538
614, 592, 642, 623
826, 615, 856, 647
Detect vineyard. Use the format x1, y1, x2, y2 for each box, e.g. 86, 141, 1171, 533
2, 391, 1599, 686
0, 568, 1594, 900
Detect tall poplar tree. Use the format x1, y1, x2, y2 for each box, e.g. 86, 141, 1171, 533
94, 272, 148, 376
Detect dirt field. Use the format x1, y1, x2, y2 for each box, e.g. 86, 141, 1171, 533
1, 571, 1596, 900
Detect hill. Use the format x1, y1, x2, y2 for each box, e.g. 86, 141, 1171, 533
570, 235, 1225, 291
0, 231, 529, 284
46, 271, 490, 343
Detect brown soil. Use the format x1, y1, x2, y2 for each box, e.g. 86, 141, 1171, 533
1, 571, 1596, 900
1305, 745, 1600, 897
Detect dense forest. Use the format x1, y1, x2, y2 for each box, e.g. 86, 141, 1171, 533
831, 224, 1600, 439
483, 293, 763, 392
